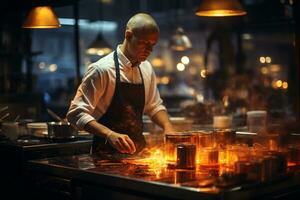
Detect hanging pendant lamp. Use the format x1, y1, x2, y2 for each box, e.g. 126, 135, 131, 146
86, 33, 112, 56
169, 27, 192, 51
22, 6, 61, 29
195, 0, 247, 17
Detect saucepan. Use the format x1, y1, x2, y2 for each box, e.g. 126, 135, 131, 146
47, 121, 78, 139
46, 108, 78, 139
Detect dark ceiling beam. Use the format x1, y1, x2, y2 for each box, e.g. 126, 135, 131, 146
0, 0, 79, 11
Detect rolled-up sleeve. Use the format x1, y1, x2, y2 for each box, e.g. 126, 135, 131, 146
67, 65, 106, 130
144, 69, 167, 117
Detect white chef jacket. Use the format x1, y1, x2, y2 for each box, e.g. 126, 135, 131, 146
67, 45, 166, 130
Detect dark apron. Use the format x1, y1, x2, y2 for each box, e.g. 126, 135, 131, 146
91, 50, 146, 155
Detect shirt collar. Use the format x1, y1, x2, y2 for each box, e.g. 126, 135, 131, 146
116, 45, 133, 69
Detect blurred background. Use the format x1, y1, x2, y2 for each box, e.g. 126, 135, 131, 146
0, 0, 299, 132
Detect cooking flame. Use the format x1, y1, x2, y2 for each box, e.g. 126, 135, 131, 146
130, 148, 167, 178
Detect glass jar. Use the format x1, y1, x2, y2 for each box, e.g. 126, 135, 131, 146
165, 132, 197, 164
198, 147, 219, 167
212, 128, 236, 148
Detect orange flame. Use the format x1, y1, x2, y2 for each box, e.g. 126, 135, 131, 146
130, 148, 167, 178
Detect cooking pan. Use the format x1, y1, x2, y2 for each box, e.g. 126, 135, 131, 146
47, 121, 78, 139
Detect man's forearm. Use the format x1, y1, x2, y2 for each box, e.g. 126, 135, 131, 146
84, 120, 113, 138
151, 110, 173, 132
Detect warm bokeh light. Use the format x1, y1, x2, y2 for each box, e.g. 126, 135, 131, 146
196, 94, 204, 102
97, 50, 105, 56
49, 64, 57, 72
270, 64, 281, 72
176, 63, 185, 71
151, 57, 164, 68
223, 95, 229, 107
86, 48, 112, 56
265, 56, 272, 63
272, 81, 277, 89
160, 76, 170, 85
261, 66, 268, 74
276, 80, 283, 88
282, 81, 288, 89
259, 57, 266, 63
200, 69, 206, 78
288, 162, 296, 167
181, 56, 190, 65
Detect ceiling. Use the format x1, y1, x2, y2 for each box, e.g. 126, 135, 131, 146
0, 0, 295, 27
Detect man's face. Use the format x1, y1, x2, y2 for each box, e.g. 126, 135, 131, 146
127, 31, 159, 63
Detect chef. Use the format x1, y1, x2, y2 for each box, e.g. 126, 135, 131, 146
67, 13, 173, 155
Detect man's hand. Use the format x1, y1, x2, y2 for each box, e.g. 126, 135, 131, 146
163, 122, 174, 134
107, 131, 136, 154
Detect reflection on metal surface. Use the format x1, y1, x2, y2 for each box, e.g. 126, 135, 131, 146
36, 145, 300, 195
174, 170, 196, 185
34, 128, 300, 194
122, 148, 166, 179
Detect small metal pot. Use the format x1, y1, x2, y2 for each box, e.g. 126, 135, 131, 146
47, 122, 78, 139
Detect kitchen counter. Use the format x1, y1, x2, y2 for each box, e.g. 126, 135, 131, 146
26, 153, 300, 200
0, 136, 92, 161
0, 136, 92, 200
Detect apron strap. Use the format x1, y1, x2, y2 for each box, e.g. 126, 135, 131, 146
137, 66, 144, 86
114, 48, 145, 102
113, 50, 121, 87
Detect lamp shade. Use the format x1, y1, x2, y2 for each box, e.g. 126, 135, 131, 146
195, 0, 247, 17
86, 33, 112, 56
169, 27, 192, 51
22, 6, 61, 28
